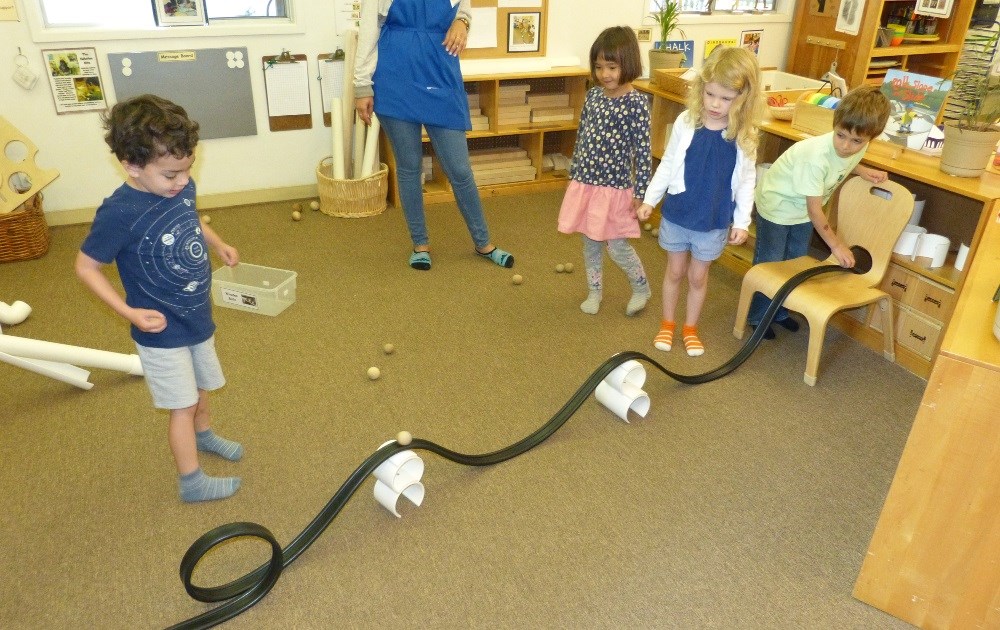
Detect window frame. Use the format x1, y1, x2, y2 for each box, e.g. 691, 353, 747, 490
23, 0, 303, 43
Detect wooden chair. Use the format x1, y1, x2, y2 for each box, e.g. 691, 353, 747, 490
733, 177, 914, 385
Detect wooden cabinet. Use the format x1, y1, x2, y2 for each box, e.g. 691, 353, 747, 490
380, 68, 589, 207
787, 1, 976, 88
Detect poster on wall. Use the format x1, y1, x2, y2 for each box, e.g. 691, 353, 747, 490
704, 38, 737, 60
41, 48, 108, 114
508, 12, 541, 53
741, 30, 762, 56
835, 0, 866, 36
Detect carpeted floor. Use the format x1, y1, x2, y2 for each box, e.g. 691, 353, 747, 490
1, 190, 920, 629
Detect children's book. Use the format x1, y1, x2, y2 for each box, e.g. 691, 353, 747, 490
878, 69, 952, 151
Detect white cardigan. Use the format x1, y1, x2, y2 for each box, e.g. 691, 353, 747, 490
642, 110, 756, 231
354, 0, 472, 99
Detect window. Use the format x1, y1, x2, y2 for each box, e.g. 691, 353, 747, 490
40, 0, 288, 28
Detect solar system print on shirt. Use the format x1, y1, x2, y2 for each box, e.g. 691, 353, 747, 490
81, 179, 216, 348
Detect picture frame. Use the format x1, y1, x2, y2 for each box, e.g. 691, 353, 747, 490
152, 0, 208, 27
507, 12, 541, 53
913, 0, 954, 18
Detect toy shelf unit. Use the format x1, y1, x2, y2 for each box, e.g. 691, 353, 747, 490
381, 68, 589, 207
788, 0, 974, 91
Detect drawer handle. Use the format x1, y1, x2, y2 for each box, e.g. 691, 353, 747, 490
909, 330, 927, 342
923, 296, 941, 307
891, 280, 909, 291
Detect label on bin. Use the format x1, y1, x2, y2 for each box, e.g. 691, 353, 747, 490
220, 287, 259, 310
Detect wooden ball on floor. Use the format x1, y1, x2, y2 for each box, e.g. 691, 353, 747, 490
512, 274, 523, 285
292, 210, 302, 221
396, 431, 412, 446
310, 200, 320, 210
202, 215, 211, 224
383, 343, 395, 355
367, 366, 381, 380
555, 263, 565, 273
564, 262, 574, 273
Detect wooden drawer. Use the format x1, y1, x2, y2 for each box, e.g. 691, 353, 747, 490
895, 305, 942, 359
906, 276, 954, 323
880, 264, 918, 304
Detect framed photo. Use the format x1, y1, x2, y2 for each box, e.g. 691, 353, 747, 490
913, 0, 954, 18
152, 0, 207, 27
41, 48, 108, 114
507, 12, 540, 53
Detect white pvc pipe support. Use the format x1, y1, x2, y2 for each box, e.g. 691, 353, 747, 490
0, 351, 94, 390
330, 97, 346, 180
595, 380, 650, 423
373, 450, 425, 493
373, 479, 425, 518
361, 112, 380, 177
0, 334, 144, 376
603, 359, 646, 391
0, 300, 32, 325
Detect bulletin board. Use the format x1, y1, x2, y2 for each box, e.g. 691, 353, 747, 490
462, 0, 548, 60
107, 48, 257, 140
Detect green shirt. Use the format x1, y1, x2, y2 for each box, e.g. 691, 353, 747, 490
755, 131, 866, 225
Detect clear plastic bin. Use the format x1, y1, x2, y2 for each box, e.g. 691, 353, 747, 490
211, 264, 297, 316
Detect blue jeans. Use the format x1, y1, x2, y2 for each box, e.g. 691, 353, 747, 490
747, 215, 814, 326
379, 115, 490, 249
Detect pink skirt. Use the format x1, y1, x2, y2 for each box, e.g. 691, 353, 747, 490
557, 181, 640, 241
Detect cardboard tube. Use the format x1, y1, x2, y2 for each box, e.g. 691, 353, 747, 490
353, 112, 366, 180
331, 98, 346, 179
0, 351, 94, 390
0, 335, 143, 375
361, 112, 380, 177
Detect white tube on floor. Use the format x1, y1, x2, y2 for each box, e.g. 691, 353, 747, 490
361, 112, 380, 177
0, 335, 144, 375
595, 380, 650, 423
0, 351, 94, 390
0, 300, 32, 325
331, 98, 346, 179
353, 111, 366, 180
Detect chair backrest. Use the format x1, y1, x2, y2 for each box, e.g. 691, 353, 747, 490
832, 177, 914, 287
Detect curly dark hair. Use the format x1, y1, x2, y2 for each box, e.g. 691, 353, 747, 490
101, 94, 199, 166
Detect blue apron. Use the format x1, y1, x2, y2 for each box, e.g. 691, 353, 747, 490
373, 0, 471, 130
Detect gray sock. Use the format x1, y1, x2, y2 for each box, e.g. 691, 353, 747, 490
196, 428, 244, 461
179, 468, 241, 503
626, 286, 652, 316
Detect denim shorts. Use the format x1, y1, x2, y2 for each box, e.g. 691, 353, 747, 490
658, 217, 729, 262
135, 336, 225, 410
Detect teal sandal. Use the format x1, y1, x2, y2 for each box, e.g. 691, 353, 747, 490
477, 247, 514, 269
409, 250, 431, 271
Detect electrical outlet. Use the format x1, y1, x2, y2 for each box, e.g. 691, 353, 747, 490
636, 28, 652, 43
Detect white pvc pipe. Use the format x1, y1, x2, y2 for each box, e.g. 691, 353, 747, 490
331, 97, 346, 179
352, 111, 366, 180
0, 300, 32, 325
0, 335, 144, 375
0, 351, 94, 390
361, 112, 380, 177
341, 28, 359, 178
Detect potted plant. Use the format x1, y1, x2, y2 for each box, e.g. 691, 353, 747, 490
648, 0, 687, 75
939, 52, 1000, 177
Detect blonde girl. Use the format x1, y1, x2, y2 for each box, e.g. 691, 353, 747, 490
638, 46, 764, 356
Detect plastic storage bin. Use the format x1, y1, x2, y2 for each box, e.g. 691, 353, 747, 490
211, 264, 297, 316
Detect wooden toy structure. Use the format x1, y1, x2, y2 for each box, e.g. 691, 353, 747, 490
1, 115, 59, 215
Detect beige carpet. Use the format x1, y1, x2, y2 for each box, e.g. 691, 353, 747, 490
1, 190, 919, 629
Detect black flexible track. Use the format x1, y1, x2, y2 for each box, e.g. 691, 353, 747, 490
167, 248, 870, 630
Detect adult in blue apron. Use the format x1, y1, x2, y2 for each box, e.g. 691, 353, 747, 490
355, 0, 514, 271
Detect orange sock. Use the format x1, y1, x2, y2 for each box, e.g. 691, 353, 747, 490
654, 320, 675, 351
682, 325, 704, 357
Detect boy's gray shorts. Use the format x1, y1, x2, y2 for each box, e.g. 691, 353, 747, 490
135, 336, 225, 410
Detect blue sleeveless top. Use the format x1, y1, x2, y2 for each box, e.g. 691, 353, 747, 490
662, 126, 737, 231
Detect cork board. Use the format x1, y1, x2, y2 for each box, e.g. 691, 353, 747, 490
462, 0, 548, 60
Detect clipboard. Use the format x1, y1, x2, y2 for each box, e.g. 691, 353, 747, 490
261, 52, 312, 131
318, 51, 346, 127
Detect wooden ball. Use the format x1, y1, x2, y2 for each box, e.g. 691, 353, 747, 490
555, 263, 565, 273
202, 215, 211, 224
309, 200, 320, 210
367, 366, 381, 380
564, 262, 574, 273
292, 202, 302, 211
512, 274, 523, 285
396, 431, 412, 446
292, 210, 302, 221
383, 343, 395, 355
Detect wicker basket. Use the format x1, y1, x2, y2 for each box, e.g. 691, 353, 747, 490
0, 193, 50, 263
315, 158, 388, 218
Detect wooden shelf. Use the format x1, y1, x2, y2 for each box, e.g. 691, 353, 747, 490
870, 43, 962, 57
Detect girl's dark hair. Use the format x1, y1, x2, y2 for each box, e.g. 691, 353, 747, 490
589, 26, 643, 84
101, 94, 200, 166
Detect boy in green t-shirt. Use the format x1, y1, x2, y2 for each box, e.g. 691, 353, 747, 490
748, 85, 891, 337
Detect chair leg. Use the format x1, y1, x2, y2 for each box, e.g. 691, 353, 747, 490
803, 316, 830, 386
733, 285, 753, 340
878, 297, 895, 361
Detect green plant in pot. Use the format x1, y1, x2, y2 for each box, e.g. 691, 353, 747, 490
648, 0, 687, 75
939, 55, 1000, 177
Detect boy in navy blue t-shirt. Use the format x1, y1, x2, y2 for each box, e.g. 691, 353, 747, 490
76, 94, 243, 502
